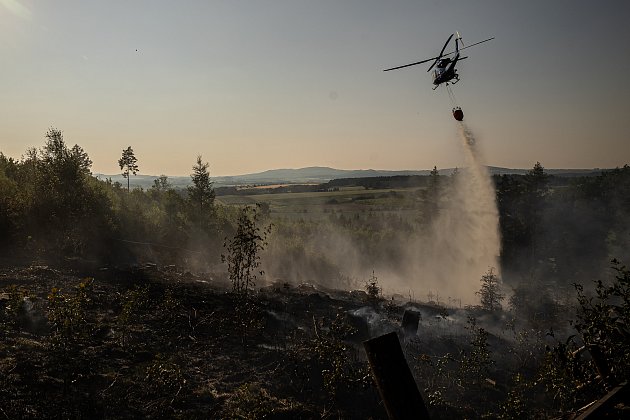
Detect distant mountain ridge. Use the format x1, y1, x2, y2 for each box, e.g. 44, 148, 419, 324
94, 166, 606, 189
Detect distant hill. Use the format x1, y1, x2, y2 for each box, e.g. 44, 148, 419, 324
213, 167, 433, 185
94, 166, 607, 189
94, 167, 433, 189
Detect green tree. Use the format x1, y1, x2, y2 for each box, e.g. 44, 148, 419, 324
22, 128, 114, 256
476, 267, 504, 311
187, 155, 215, 213
574, 259, 630, 383
523, 162, 550, 199
0, 153, 19, 247
222, 205, 270, 298
152, 174, 170, 191
118, 146, 139, 192
427, 165, 441, 213
429, 165, 440, 189
459, 316, 494, 387
40, 128, 93, 176
365, 270, 382, 305
522, 161, 550, 261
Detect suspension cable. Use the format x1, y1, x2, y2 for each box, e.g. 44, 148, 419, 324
446, 84, 458, 108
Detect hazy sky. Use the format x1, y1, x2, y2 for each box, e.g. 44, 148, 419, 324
2, 1, 629, 176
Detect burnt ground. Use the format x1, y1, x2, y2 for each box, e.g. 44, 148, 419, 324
4, 264, 624, 419
0, 264, 394, 419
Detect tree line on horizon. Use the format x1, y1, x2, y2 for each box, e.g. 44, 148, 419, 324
1, 128, 629, 282
0, 128, 229, 267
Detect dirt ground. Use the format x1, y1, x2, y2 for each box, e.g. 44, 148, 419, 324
0, 263, 396, 419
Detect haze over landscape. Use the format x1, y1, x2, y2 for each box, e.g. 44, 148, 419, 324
2, 1, 630, 418
2, 0, 629, 175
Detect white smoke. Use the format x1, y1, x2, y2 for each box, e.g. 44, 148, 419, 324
261, 122, 501, 306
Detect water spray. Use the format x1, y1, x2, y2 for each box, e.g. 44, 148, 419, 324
404, 121, 501, 304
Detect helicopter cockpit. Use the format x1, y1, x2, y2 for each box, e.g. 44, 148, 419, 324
436, 58, 451, 69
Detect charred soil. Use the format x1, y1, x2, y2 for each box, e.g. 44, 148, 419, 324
0, 264, 388, 419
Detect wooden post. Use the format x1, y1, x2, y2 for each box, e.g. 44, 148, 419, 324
576, 381, 629, 419
364, 331, 430, 419
401, 310, 420, 336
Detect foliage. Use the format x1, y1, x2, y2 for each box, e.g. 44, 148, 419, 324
495, 162, 551, 272
523, 162, 550, 198
152, 174, 171, 191
4, 285, 27, 327
16, 129, 115, 256
499, 373, 531, 419
118, 146, 139, 192
116, 285, 150, 346
187, 155, 215, 215
222, 205, 271, 299
459, 316, 494, 387
311, 313, 371, 403
476, 267, 504, 311
536, 336, 591, 412
573, 259, 630, 383
0, 127, 238, 265
364, 270, 382, 304
47, 278, 94, 347
414, 353, 457, 409
537, 259, 630, 413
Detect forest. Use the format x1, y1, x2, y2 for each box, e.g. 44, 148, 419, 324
1, 129, 629, 418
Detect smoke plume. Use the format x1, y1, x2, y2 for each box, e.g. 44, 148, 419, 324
262, 123, 501, 305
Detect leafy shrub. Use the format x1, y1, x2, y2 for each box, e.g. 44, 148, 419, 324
222, 204, 271, 299
47, 278, 94, 346
116, 285, 150, 346
364, 270, 382, 305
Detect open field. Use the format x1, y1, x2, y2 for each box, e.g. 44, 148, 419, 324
217, 187, 427, 222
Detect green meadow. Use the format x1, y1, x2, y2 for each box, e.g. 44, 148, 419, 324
216, 186, 427, 222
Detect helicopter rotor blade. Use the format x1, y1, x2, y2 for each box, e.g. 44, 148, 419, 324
383, 56, 440, 72
427, 33, 454, 72
383, 35, 492, 72
438, 33, 454, 57
441, 37, 494, 57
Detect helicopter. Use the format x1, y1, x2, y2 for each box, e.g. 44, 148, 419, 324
383, 32, 494, 89
383, 32, 493, 121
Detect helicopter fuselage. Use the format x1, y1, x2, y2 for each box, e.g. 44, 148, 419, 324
431, 58, 458, 86
383, 33, 493, 89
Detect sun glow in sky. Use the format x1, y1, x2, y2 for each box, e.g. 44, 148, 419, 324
1, 1, 629, 176
1, 0, 31, 20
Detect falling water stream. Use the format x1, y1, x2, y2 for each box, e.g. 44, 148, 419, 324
407, 122, 501, 304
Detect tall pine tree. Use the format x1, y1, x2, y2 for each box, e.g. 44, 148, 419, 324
187, 155, 215, 225
118, 146, 139, 192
